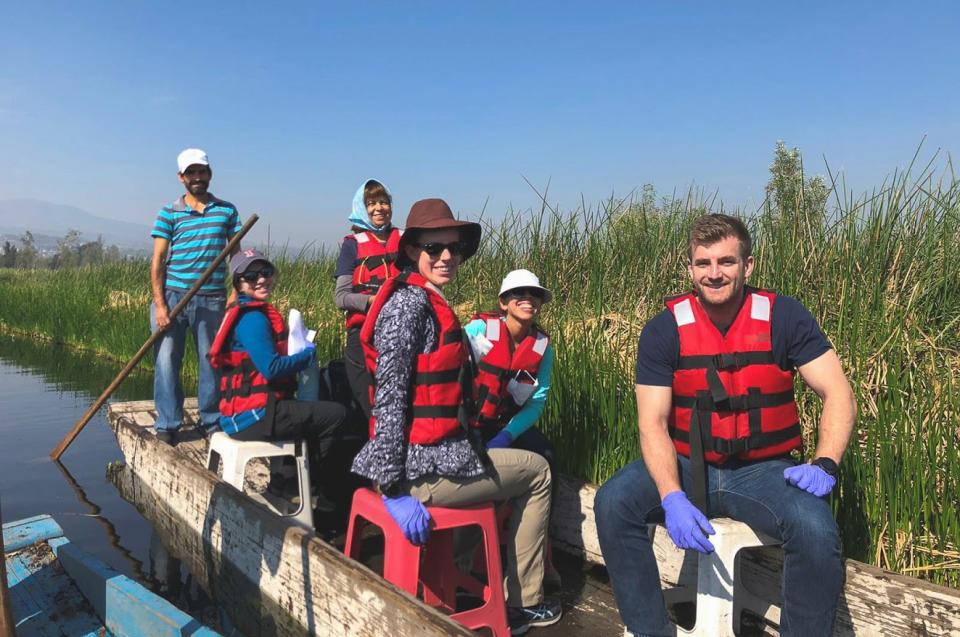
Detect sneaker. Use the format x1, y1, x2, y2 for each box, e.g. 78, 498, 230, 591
508, 598, 563, 634
156, 430, 176, 446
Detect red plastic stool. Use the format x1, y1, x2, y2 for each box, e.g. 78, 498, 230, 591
344, 487, 509, 637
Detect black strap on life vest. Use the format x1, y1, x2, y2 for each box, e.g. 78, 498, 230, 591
678, 350, 796, 514
353, 252, 399, 270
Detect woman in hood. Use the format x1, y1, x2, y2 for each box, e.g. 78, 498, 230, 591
332, 179, 403, 419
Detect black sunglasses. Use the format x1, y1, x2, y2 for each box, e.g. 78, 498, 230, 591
239, 266, 275, 283
416, 241, 465, 257
504, 287, 545, 300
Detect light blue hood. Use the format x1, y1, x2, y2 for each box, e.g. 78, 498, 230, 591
349, 178, 393, 232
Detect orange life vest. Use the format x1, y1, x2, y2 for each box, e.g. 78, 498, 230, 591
667, 289, 802, 465
344, 228, 403, 330
208, 300, 296, 419
360, 271, 468, 444
470, 313, 549, 427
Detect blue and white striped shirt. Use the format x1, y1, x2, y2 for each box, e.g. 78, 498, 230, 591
151, 194, 242, 295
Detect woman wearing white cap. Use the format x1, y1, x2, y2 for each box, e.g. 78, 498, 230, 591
465, 270, 556, 472
465, 269, 561, 587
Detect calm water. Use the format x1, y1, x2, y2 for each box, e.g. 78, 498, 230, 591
0, 332, 174, 586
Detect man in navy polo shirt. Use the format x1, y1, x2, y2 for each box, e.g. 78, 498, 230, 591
595, 214, 856, 636
149, 148, 243, 445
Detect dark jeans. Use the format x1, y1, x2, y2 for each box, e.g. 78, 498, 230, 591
344, 327, 373, 420
232, 399, 346, 478
594, 455, 842, 637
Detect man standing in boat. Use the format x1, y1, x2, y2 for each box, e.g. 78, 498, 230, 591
595, 214, 856, 636
149, 148, 242, 445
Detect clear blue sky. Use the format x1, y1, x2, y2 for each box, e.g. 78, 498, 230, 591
3, 2, 958, 248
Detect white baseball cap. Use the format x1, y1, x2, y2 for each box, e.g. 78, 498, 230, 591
177, 148, 209, 174
498, 269, 553, 303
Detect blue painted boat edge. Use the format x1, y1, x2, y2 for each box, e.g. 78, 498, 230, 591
2, 514, 64, 551
52, 536, 222, 637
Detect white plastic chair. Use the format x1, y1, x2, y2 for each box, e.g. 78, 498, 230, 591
206, 431, 313, 528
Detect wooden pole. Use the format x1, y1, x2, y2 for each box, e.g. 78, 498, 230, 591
50, 213, 260, 460
0, 498, 16, 637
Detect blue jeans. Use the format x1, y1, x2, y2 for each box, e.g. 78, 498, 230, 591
594, 455, 842, 637
150, 290, 225, 431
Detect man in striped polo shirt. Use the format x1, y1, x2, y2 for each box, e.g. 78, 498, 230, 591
149, 148, 243, 445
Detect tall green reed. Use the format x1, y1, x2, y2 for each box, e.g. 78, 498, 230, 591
0, 161, 958, 585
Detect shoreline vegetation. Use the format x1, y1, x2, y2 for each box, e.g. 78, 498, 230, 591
1, 144, 958, 587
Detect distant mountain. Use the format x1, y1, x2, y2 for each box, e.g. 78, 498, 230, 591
0, 198, 150, 250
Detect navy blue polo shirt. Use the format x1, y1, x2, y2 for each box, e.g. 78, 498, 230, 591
635, 290, 833, 386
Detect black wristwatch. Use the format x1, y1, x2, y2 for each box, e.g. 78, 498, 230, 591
812, 457, 839, 477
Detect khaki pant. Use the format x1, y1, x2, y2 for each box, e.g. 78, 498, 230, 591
406, 448, 552, 607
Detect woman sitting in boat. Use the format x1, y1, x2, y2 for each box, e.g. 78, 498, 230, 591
333, 178, 402, 420
350, 199, 562, 634
466, 269, 562, 587
209, 249, 347, 511
467, 269, 556, 478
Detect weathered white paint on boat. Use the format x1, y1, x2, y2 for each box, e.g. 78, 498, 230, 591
107, 400, 474, 637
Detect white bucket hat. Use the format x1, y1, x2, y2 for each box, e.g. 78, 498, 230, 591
498, 269, 552, 303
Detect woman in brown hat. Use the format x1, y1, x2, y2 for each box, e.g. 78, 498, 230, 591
350, 198, 562, 633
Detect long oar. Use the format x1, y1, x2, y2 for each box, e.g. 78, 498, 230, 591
50, 213, 260, 460
0, 498, 16, 637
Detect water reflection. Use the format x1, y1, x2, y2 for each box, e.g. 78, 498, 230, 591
0, 333, 235, 632
53, 459, 146, 580
0, 332, 152, 399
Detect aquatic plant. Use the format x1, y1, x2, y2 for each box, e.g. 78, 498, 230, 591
0, 149, 958, 586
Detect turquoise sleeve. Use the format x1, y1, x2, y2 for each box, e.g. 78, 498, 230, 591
503, 343, 554, 439
464, 318, 486, 339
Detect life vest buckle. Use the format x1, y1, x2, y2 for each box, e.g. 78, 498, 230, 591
713, 352, 744, 370
712, 437, 751, 455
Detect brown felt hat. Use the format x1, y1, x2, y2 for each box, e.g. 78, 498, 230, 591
399, 198, 482, 262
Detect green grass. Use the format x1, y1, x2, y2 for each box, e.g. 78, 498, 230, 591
1, 166, 958, 586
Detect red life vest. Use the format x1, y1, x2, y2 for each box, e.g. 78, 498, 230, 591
208, 299, 295, 418
344, 228, 403, 330
667, 289, 801, 465
470, 313, 549, 427
360, 271, 468, 444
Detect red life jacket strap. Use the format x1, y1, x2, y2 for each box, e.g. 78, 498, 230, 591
671, 419, 801, 456
675, 388, 801, 455
414, 368, 462, 385
677, 350, 775, 371
441, 329, 463, 346
412, 404, 461, 419
352, 278, 385, 294
673, 388, 794, 411
477, 360, 511, 378
353, 252, 399, 270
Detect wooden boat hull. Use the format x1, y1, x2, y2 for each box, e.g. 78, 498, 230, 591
107, 400, 474, 637
106, 400, 960, 636
3, 513, 220, 637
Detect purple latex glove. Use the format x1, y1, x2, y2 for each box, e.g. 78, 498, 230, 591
382, 495, 432, 545
486, 430, 514, 449
783, 463, 836, 497
661, 491, 715, 554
